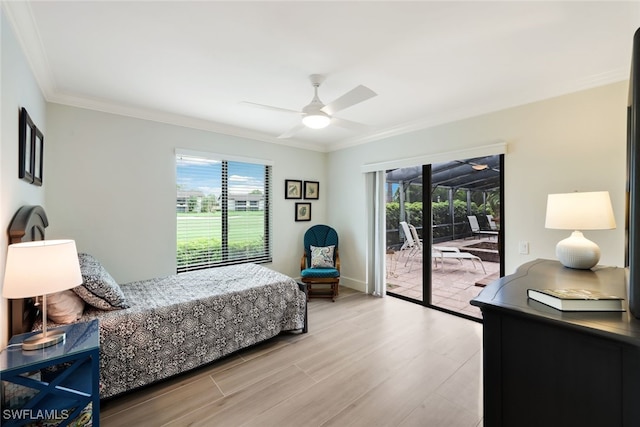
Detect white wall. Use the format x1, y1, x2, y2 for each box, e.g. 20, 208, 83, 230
328, 82, 627, 291
0, 10, 47, 347
45, 105, 326, 283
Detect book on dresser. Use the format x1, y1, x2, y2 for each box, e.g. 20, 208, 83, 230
527, 288, 624, 312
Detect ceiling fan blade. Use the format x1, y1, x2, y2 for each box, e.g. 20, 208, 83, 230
240, 101, 300, 114
278, 124, 306, 139
331, 117, 372, 132
321, 85, 377, 115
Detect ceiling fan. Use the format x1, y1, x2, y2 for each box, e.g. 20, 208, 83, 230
241, 74, 377, 139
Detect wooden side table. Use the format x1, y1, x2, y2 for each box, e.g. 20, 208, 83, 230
1, 319, 100, 427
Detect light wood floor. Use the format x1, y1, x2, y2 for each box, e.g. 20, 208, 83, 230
100, 287, 484, 426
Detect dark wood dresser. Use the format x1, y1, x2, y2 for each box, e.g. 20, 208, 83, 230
471, 259, 640, 427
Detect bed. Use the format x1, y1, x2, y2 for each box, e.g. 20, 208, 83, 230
7, 205, 307, 399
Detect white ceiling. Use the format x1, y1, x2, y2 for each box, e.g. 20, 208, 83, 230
4, 1, 640, 152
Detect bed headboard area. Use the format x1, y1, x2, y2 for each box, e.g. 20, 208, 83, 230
7, 205, 49, 336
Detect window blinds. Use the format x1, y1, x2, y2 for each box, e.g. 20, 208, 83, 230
176, 152, 271, 272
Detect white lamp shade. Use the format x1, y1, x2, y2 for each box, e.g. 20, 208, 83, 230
2, 239, 82, 299
545, 191, 616, 230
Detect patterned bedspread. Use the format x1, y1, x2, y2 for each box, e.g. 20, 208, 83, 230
57, 263, 305, 398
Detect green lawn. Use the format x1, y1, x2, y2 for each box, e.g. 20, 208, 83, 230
176, 212, 267, 268
177, 211, 265, 242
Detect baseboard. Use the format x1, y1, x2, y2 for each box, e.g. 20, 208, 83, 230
338, 276, 367, 293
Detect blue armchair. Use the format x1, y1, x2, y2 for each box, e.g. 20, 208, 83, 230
300, 224, 340, 301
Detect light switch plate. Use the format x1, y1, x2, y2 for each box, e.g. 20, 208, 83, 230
519, 241, 529, 255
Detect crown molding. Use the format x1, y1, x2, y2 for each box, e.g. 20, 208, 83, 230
4, 0, 628, 156
44, 70, 630, 155
48, 91, 329, 152
3, 1, 56, 99
3, 1, 328, 153
328, 70, 628, 153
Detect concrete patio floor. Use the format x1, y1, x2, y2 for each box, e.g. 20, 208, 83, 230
386, 239, 501, 319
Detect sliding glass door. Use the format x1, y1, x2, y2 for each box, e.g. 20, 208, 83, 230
385, 155, 504, 320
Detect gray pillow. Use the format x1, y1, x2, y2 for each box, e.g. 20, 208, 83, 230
73, 253, 129, 310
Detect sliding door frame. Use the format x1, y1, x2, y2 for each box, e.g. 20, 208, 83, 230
385, 155, 505, 323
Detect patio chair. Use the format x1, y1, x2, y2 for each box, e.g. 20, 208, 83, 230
407, 224, 463, 272
400, 221, 422, 269
404, 223, 487, 274
432, 247, 487, 274
300, 224, 340, 301
467, 215, 499, 239
400, 221, 422, 265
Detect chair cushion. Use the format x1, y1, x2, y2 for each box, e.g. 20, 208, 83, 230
310, 245, 335, 268
301, 267, 340, 278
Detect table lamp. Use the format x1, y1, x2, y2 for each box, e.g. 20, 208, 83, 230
545, 191, 616, 269
2, 239, 82, 350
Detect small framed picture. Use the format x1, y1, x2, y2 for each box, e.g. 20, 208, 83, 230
304, 181, 319, 200
295, 203, 311, 221
32, 127, 44, 186
18, 107, 35, 183
285, 179, 302, 199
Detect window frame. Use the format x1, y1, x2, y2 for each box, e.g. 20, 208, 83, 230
176, 149, 272, 272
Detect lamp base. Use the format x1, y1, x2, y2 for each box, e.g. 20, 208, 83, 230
22, 329, 66, 351
556, 230, 601, 270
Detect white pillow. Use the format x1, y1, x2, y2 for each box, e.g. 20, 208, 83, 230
47, 290, 85, 324
310, 245, 335, 268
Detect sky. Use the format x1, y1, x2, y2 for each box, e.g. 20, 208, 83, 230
176, 156, 265, 196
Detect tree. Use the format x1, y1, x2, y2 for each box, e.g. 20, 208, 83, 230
187, 196, 198, 212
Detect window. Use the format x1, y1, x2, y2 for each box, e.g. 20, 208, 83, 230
176, 151, 271, 272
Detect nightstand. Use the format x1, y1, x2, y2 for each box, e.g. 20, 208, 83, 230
1, 319, 100, 427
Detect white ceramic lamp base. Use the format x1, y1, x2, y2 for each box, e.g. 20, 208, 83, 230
555, 230, 601, 270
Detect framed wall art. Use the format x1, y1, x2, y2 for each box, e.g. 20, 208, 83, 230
295, 203, 311, 221
18, 107, 35, 183
285, 179, 302, 199
18, 107, 44, 186
32, 127, 44, 186
304, 181, 319, 200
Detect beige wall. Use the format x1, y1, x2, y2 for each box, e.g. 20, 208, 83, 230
328, 81, 627, 291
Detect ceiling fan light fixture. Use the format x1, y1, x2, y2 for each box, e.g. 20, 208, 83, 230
302, 112, 331, 129
244, 74, 376, 138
